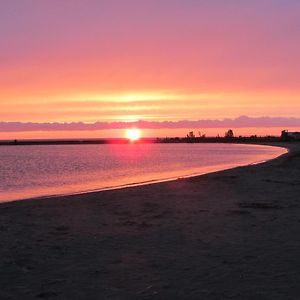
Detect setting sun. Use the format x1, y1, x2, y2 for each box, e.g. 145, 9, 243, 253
126, 129, 141, 141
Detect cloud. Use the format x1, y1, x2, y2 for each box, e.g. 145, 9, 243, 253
1, 116, 300, 132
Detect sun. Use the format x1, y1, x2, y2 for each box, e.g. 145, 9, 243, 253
126, 128, 141, 142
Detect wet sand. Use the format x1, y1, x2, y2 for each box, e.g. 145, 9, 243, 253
1, 142, 300, 300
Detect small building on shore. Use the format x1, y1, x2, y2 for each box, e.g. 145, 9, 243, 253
281, 130, 300, 140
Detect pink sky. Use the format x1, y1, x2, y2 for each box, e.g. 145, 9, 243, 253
0, 1, 299, 138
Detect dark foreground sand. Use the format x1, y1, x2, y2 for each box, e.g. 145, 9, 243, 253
1, 143, 300, 300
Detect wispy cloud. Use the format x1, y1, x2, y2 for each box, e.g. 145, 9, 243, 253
1, 116, 300, 132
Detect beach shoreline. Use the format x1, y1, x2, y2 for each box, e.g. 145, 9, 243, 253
0, 142, 288, 204
1, 141, 300, 299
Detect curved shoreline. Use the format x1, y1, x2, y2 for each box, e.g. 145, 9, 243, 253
0, 143, 288, 204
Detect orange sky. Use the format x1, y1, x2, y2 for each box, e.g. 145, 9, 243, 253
0, 1, 299, 138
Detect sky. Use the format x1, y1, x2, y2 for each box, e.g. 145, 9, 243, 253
0, 0, 300, 138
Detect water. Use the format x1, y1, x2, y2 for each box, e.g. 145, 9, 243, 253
0, 143, 286, 203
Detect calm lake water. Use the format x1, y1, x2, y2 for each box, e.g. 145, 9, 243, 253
0, 143, 286, 202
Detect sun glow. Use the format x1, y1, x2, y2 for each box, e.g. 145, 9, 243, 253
126, 128, 141, 141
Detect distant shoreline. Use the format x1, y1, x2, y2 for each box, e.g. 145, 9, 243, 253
0, 136, 296, 146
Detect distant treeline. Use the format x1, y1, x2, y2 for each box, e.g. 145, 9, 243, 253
158, 129, 299, 143
1, 136, 298, 146
156, 136, 287, 144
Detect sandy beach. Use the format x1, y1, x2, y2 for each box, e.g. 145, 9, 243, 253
1, 142, 300, 300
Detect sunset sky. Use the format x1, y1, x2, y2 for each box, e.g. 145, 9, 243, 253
1, 1, 300, 138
